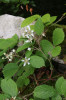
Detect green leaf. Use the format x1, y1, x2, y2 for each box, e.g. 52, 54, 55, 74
34, 18, 44, 35
53, 28, 65, 46
41, 14, 50, 23
50, 16, 57, 23
0, 34, 18, 50
40, 40, 53, 55
46, 16, 57, 25
1, 78, 18, 97
21, 15, 40, 27
16, 65, 34, 87
3, 63, 19, 78
16, 43, 31, 53
16, 76, 30, 88
55, 77, 65, 94
51, 46, 61, 57
30, 55, 45, 68
22, 65, 35, 78
25, 50, 32, 57
52, 94, 62, 100
36, 50, 47, 61
0, 94, 10, 100
34, 84, 55, 99
61, 80, 66, 97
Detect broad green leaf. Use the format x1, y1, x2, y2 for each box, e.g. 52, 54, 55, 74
51, 46, 61, 57
46, 16, 57, 25
22, 65, 35, 78
16, 65, 34, 87
3, 63, 19, 78
30, 55, 45, 68
40, 40, 53, 55
16, 43, 31, 53
34, 85, 55, 99
52, 94, 62, 100
50, 16, 57, 24
41, 14, 50, 23
30, 25, 34, 30
25, 50, 32, 57
1, 78, 18, 97
0, 94, 10, 100
21, 15, 40, 27
0, 34, 18, 50
61, 80, 66, 97
34, 18, 44, 35
55, 77, 65, 94
16, 76, 30, 87
36, 50, 47, 61
53, 28, 65, 46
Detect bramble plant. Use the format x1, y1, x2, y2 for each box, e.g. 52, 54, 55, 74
0, 13, 66, 100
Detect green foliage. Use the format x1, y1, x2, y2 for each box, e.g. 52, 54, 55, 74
1, 78, 18, 97
0, 13, 65, 99
55, 77, 65, 94
16, 76, 30, 87
0, 94, 10, 100
52, 94, 62, 100
51, 46, 61, 57
61, 80, 66, 97
21, 15, 40, 27
34, 84, 55, 99
16, 43, 31, 53
53, 28, 65, 46
3, 63, 19, 78
46, 16, 57, 25
34, 18, 44, 35
30, 55, 45, 68
0, 34, 18, 50
40, 40, 53, 55
41, 13, 50, 23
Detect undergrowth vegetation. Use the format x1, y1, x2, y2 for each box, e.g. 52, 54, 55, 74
0, 13, 66, 100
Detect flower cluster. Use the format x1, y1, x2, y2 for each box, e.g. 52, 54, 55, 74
22, 25, 34, 43
2, 49, 16, 62
21, 57, 30, 66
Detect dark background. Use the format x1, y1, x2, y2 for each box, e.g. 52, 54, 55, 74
0, 0, 66, 24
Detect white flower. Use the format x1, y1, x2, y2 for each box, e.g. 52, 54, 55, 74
9, 59, 12, 62
25, 34, 30, 38
22, 33, 25, 38
28, 48, 31, 51
25, 36, 33, 43
2, 57, 5, 59
21, 57, 30, 66
42, 32, 46, 37
3, 53, 6, 55
12, 49, 16, 53
9, 52, 13, 56
27, 25, 30, 30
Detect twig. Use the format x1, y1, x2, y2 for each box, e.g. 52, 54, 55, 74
33, 74, 39, 85
22, 92, 33, 100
